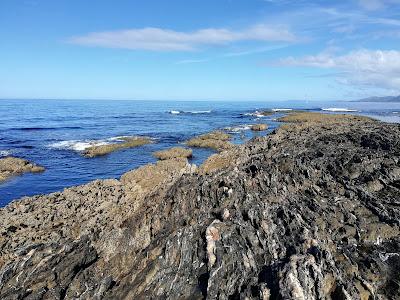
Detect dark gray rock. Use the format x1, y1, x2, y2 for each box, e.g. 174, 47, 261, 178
1, 115, 399, 299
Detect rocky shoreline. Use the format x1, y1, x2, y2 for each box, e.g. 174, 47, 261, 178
1, 113, 399, 299
0, 157, 45, 182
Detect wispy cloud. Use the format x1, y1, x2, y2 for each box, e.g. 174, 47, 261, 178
176, 58, 211, 64
274, 49, 400, 91
223, 44, 289, 57
358, 0, 400, 10
175, 44, 289, 64
68, 25, 297, 51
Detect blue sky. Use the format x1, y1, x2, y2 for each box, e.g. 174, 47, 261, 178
1, 0, 399, 101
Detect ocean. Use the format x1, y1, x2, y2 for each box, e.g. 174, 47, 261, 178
1, 99, 399, 206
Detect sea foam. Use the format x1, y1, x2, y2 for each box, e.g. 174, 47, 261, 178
272, 108, 293, 112
49, 136, 150, 152
0, 150, 12, 157
169, 110, 212, 114
49, 140, 110, 152
243, 111, 264, 118
224, 125, 252, 132
322, 108, 358, 112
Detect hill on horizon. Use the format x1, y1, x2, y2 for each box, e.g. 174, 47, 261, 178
354, 95, 400, 102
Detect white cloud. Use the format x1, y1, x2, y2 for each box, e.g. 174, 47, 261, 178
68, 25, 297, 51
223, 44, 289, 57
176, 58, 211, 64
358, 0, 400, 10
359, 0, 386, 10
276, 49, 400, 91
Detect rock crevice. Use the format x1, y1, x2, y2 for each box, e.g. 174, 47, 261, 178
1, 114, 399, 299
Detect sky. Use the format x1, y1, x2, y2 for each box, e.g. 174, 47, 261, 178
0, 0, 400, 101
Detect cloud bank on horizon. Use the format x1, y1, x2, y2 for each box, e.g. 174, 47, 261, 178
1, 0, 400, 100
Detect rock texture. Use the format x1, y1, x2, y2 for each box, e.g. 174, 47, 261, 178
1, 114, 400, 299
83, 136, 152, 158
251, 124, 268, 131
186, 131, 233, 152
0, 157, 44, 181
153, 147, 193, 160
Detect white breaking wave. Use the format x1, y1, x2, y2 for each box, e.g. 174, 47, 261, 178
48, 136, 139, 152
169, 110, 212, 114
0, 150, 12, 157
321, 108, 358, 112
272, 108, 293, 112
243, 111, 264, 118
224, 124, 252, 132
49, 140, 110, 152
186, 110, 212, 114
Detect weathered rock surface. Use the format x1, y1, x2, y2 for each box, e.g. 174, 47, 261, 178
251, 124, 268, 131
83, 136, 152, 158
0, 157, 44, 181
153, 147, 193, 160
1, 114, 400, 299
186, 130, 234, 152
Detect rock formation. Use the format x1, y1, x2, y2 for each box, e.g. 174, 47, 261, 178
186, 131, 234, 152
1, 113, 399, 299
83, 136, 152, 158
0, 157, 44, 181
251, 124, 268, 131
153, 147, 193, 160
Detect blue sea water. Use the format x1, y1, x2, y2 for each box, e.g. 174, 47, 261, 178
0, 99, 399, 207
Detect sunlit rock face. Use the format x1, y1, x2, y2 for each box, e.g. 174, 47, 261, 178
1, 114, 399, 300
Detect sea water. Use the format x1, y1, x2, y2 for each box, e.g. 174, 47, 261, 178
0, 99, 399, 206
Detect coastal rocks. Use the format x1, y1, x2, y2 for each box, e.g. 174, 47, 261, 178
83, 136, 152, 158
0, 157, 44, 181
278, 111, 370, 124
186, 130, 234, 152
153, 147, 193, 160
1, 113, 400, 299
251, 124, 268, 131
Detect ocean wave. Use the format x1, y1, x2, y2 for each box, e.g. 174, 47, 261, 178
12, 126, 82, 131
272, 108, 292, 112
0, 150, 12, 157
49, 140, 110, 152
393, 111, 399, 114
321, 108, 358, 112
187, 110, 212, 114
48, 136, 151, 152
224, 124, 252, 132
242, 111, 264, 118
169, 110, 212, 115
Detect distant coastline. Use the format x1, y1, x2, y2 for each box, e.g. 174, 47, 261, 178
352, 95, 400, 102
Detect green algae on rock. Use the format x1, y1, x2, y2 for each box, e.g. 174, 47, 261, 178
0, 157, 45, 182
83, 136, 152, 158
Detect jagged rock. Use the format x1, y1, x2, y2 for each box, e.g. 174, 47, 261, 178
0, 157, 44, 181
1, 113, 400, 299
